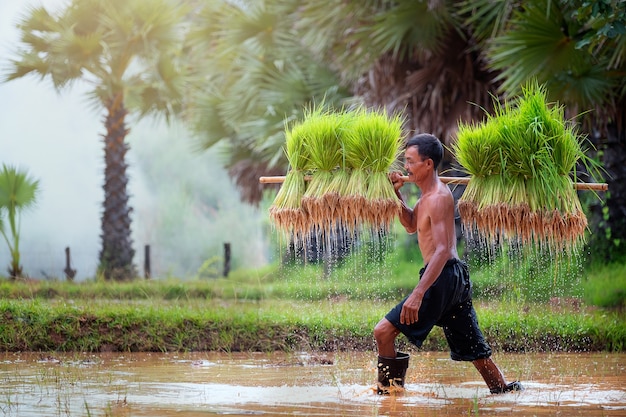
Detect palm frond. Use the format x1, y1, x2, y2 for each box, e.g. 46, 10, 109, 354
365, 0, 451, 58
0, 165, 40, 211
489, 1, 595, 95
293, 0, 351, 59
457, 0, 520, 43
546, 65, 615, 109
486, 0, 622, 128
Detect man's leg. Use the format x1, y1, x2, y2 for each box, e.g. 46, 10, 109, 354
374, 292, 436, 394
373, 318, 410, 394
473, 358, 524, 394
374, 318, 401, 357
472, 358, 507, 391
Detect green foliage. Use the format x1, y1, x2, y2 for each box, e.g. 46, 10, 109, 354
572, 0, 626, 68
196, 256, 221, 280
0, 164, 40, 278
480, 301, 625, 352
0, 238, 618, 309
296, 0, 453, 79
6, 0, 189, 115
0, 296, 622, 352
581, 187, 626, 263
185, 0, 350, 184
5, 0, 193, 280
485, 0, 621, 109
468, 244, 586, 302
582, 262, 626, 309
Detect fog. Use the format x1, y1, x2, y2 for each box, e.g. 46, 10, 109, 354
0, 0, 273, 280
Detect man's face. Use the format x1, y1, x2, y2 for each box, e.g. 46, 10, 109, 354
403, 146, 430, 181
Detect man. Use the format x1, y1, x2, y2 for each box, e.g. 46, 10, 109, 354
374, 133, 523, 395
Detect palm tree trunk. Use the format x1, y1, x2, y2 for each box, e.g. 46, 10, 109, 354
99, 92, 136, 280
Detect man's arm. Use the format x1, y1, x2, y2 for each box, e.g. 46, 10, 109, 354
397, 191, 417, 234
390, 172, 417, 234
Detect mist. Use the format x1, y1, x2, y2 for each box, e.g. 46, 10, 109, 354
0, 0, 273, 280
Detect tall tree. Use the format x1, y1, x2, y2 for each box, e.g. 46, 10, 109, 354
4, 0, 189, 279
0, 164, 40, 279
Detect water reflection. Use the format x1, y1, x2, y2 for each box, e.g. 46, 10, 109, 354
0, 351, 624, 416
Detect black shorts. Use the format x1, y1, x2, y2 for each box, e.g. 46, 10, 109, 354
385, 258, 492, 361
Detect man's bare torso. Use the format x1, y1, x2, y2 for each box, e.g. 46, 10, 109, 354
415, 180, 459, 265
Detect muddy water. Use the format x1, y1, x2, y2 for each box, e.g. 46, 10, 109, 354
1, 351, 624, 416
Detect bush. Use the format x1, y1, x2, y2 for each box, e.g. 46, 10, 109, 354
583, 262, 626, 309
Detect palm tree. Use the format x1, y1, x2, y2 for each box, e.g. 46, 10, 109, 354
0, 164, 40, 279
4, 0, 189, 279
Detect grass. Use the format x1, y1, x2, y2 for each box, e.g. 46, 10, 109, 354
582, 261, 626, 309
2, 240, 620, 306
0, 297, 622, 353
0, 240, 624, 353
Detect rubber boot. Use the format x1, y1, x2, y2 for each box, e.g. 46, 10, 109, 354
376, 352, 409, 394
490, 381, 524, 394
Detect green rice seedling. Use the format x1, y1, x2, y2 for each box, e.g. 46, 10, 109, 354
342, 107, 370, 230
269, 117, 311, 240
455, 119, 506, 241
300, 109, 345, 235
342, 166, 368, 231
453, 81, 598, 253
321, 111, 355, 227
343, 108, 404, 230
271, 106, 403, 241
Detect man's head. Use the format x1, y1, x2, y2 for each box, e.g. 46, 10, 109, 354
404, 133, 443, 170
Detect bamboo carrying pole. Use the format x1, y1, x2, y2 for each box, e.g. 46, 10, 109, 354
259, 175, 608, 191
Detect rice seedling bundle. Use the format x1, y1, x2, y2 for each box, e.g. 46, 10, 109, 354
300, 109, 345, 234
322, 111, 356, 229
453, 82, 595, 252
269, 120, 310, 239
340, 108, 369, 230
269, 105, 405, 238
343, 108, 404, 230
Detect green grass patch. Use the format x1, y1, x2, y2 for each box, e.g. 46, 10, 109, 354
0, 298, 622, 353
0, 248, 623, 310
0, 244, 623, 353
582, 262, 626, 309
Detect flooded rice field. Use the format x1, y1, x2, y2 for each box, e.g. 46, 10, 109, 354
0, 351, 624, 416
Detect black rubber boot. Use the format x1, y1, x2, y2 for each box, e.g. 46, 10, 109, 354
490, 381, 524, 394
376, 352, 410, 395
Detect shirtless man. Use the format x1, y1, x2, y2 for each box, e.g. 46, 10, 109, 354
373, 133, 523, 395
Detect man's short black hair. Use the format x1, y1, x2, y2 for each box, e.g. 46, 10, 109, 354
405, 133, 443, 169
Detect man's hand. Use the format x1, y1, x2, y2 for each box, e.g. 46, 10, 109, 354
400, 292, 422, 325
389, 171, 405, 195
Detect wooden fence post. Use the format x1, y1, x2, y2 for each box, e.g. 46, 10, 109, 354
144, 244, 151, 279
223, 242, 231, 277
64, 246, 76, 281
